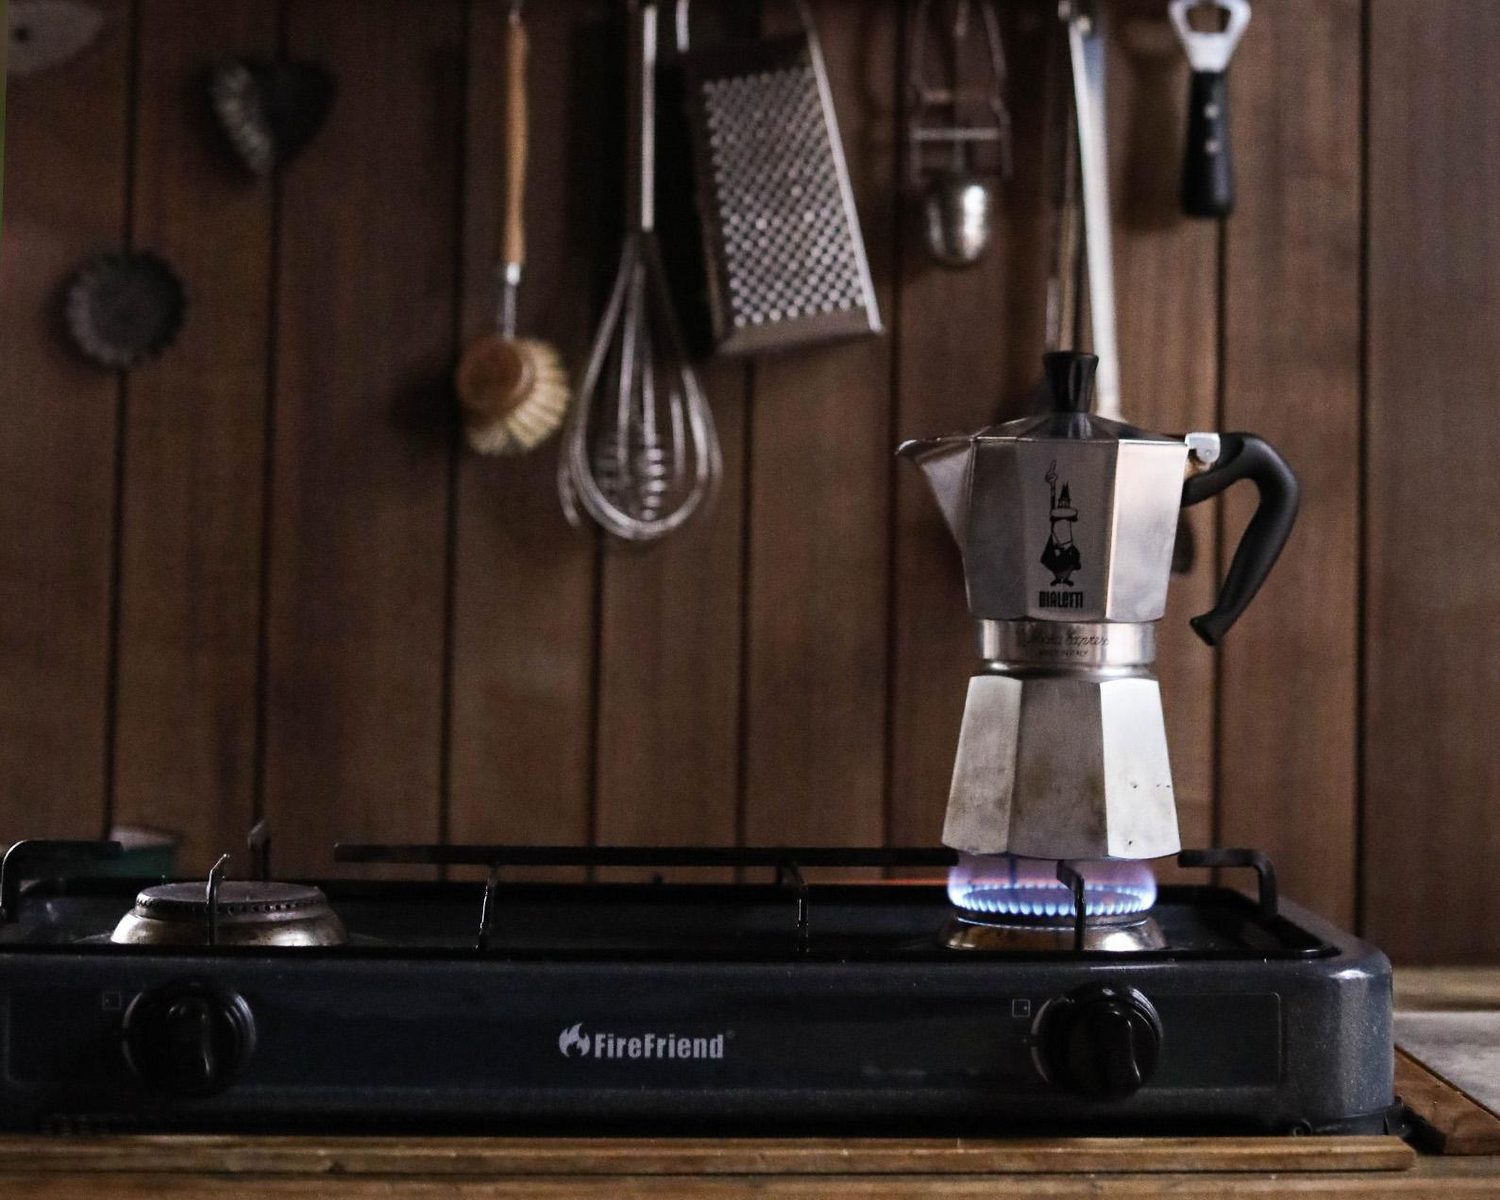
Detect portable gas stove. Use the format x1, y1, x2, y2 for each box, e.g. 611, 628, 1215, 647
0, 829, 1397, 1135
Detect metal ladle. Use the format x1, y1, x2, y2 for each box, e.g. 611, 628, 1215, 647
908, 0, 1012, 268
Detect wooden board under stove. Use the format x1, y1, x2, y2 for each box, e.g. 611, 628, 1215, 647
10, 1051, 1498, 1198
16, 1053, 1500, 1199
1399, 1049, 1500, 1156
0, 1134, 1417, 1177
9, 1135, 1500, 1200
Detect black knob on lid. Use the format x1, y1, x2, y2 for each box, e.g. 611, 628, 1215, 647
1042, 351, 1098, 414
1036, 983, 1162, 1101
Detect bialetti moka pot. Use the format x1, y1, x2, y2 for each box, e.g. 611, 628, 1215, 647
900, 351, 1298, 861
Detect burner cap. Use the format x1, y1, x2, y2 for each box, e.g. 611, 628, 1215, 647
133, 880, 325, 918
111, 880, 346, 947
942, 912, 1168, 953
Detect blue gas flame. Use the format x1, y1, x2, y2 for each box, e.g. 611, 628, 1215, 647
947, 853, 1157, 918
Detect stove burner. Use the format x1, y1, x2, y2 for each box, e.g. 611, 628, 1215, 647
942, 911, 1168, 952
110, 881, 347, 948
946, 853, 1157, 917
943, 854, 1163, 952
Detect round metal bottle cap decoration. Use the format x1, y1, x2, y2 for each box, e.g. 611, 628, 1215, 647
63, 250, 186, 370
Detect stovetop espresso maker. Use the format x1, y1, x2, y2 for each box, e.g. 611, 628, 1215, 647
900, 351, 1298, 861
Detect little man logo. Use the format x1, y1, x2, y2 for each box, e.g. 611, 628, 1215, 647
1041, 459, 1081, 586
557, 1023, 727, 1061
558, 1022, 590, 1057
1039, 459, 1085, 609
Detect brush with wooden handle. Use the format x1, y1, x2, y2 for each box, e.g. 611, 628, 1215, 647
456, 3, 569, 455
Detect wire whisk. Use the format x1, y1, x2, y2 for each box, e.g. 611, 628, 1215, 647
559, 0, 720, 544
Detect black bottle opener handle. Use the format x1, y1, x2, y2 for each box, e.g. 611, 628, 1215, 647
1182, 69, 1234, 217
1180, 434, 1299, 646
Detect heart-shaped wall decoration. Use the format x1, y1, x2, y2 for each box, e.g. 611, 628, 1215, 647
7, 0, 105, 78
208, 57, 336, 175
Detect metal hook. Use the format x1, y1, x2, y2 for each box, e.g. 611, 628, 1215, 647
477, 864, 502, 951
247, 819, 271, 883
1055, 861, 1087, 953
775, 861, 811, 956
206, 854, 230, 948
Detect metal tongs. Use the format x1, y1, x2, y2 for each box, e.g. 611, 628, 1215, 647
906, 0, 1014, 267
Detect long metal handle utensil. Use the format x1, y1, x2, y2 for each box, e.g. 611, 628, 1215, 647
1061, 0, 1119, 420
558, 0, 721, 544
498, 2, 528, 337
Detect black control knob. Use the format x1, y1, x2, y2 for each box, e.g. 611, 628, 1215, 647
122, 980, 255, 1097
1035, 983, 1162, 1100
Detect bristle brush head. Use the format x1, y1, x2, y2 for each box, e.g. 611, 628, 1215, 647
457, 336, 570, 456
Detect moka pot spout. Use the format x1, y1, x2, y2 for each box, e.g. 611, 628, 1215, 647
896, 435, 975, 548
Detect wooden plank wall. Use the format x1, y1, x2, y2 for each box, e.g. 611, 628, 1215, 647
0, 0, 1489, 962
1363, 0, 1500, 962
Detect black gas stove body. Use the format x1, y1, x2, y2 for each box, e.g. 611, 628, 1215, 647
0, 842, 1395, 1136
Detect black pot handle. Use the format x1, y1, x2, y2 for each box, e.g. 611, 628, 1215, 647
1180, 433, 1299, 646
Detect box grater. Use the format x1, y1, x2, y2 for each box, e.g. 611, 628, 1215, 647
681, 26, 882, 356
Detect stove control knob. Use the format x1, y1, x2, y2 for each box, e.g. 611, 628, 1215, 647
1035, 983, 1162, 1100
123, 980, 255, 1097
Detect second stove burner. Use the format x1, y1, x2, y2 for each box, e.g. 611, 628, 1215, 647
110, 881, 347, 948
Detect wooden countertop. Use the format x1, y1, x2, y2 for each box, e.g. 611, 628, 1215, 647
3, 966, 1498, 1198
3, 1144, 1499, 1199
0, 1136, 1472, 1200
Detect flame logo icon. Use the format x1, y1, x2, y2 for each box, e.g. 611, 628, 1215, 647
558, 1022, 590, 1058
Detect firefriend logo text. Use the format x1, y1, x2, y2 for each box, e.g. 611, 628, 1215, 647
557, 1022, 727, 1061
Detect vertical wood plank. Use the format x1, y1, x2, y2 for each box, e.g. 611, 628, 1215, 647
1107, 0, 1220, 871
888, 1, 1052, 851
0, 0, 130, 839
111, 0, 276, 871
741, 0, 897, 858
594, 369, 746, 862
263, 0, 464, 875
447, 0, 602, 858
1364, 0, 1500, 962
1219, 0, 1361, 925
0, 0, 6, 217
593, 3, 752, 871
0, 0, 7, 228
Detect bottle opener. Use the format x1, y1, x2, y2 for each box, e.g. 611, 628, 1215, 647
1169, 0, 1251, 219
